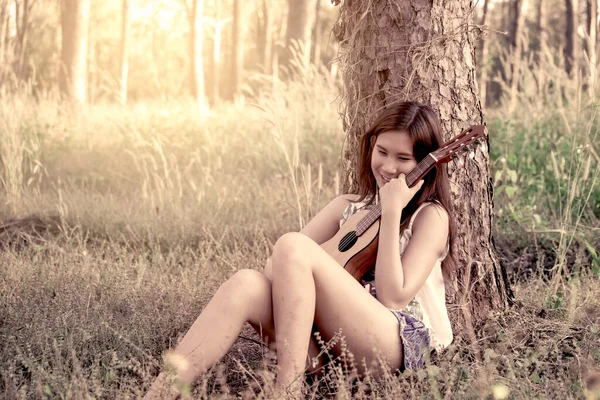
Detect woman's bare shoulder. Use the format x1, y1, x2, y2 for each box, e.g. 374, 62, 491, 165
413, 203, 449, 234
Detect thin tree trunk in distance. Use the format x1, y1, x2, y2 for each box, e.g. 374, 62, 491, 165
119, 0, 129, 104
565, 0, 579, 77
257, 0, 272, 74
231, 0, 243, 104
88, 16, 96, 101
284, 0, 316, 75
536, 0, 548, 94
508, 0, 528, 113
211, 0, 221, 106
587, 0, 597, 97
190, 0, 207, 113
479, 0, 491, 109
509, 0, 522, 49
15, 0, 31, 81
335, 0, 512, 337
60, 0, 90, 103
310, 0, 321, 65
0, 0, 8, 66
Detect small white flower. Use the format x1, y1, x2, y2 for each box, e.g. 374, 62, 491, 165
491, 384, 510, 399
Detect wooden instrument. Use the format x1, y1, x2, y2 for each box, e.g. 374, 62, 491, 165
320, 125, 487, 280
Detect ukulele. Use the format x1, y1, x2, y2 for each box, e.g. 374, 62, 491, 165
320, 125, 487, 281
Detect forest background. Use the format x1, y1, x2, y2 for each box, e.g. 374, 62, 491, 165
0, 0, 599, 398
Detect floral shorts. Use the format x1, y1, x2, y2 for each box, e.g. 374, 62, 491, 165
388, 310, 432, 371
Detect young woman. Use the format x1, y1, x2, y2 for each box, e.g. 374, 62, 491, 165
144, 101, 455, 399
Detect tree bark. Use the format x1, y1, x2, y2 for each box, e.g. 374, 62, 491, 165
335, 0, 513, 336
565, 0, 579, 77
118, 0, 129, 104
283, 0, 316, 75
231, 0, 243, 104
60, 0, 90, 103
190, 0, 207, 113
478, 0, 491, 109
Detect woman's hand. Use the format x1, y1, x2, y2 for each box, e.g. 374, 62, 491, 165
379, 174, 424, 218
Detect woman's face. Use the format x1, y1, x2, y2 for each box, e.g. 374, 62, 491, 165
370, 130, 418, 188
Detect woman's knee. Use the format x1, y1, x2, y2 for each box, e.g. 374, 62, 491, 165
271, 232, 311, 268
219, 269, 271, 310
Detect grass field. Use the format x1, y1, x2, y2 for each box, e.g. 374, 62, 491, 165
1, 72, 599, 399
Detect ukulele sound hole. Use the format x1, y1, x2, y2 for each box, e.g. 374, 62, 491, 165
338, 232, 358, 252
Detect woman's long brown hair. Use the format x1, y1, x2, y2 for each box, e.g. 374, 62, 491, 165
355, 101, 456, 278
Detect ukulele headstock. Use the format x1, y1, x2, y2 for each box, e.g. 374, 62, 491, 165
432, 125, 487, 163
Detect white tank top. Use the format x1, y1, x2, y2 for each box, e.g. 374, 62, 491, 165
339, 200, 454, 350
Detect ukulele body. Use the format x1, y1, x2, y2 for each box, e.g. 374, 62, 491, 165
320, 208, 380, 281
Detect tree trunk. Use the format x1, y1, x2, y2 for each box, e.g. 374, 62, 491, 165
508, 0, 528, 113
231, 0, 243, 104
211, 0, 221, 105
565, 0, 579, 77
508, 0, 522, 49
310, 0, 321, 65
335, 0, 513, 337
478, 0, 491, 109
283, 0, 315, 75
587, 0, 597, 97
15, 0, 30, 81
0, 0, 8, 66
535, 0, 548, 93
60, 0, 90, 103
88, 16, 96, 102
118, 0, 129, 104
190, 0, 207, 113
257, 0, 272, 74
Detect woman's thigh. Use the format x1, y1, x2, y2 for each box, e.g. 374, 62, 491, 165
274, 233, 403, 374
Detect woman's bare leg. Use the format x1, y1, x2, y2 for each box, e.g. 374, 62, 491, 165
270, 232, 404, 395
144, 269, 324, 399
144, 270, 274, 399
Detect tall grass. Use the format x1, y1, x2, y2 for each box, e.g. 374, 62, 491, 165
1, 62, 599, 398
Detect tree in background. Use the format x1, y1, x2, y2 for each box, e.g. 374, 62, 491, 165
310, 0, 321, 65
535, 0, 549, 95
334, 0, 512, 335
119, 0, 129, 105
507, 0, 528, 113
283, 0, 316, 75
210, 0, 223, 105
59, 0, 89, 103
231, 0, 243, 104
0, 0, 38, 85
256, 0, 272, 74
586, 0, 597, 97
189, 0, 207, 112
565, 0, 579, 78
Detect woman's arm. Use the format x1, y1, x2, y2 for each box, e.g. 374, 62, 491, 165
374, 204, 449, 310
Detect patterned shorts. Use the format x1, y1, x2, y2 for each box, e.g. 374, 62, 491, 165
388, 310, 432, 371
